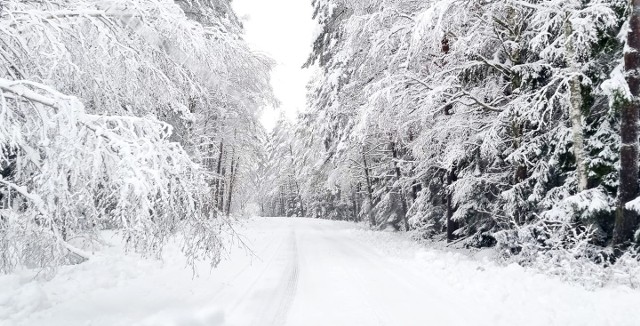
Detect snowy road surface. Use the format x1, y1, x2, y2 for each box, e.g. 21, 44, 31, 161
2, 217, 640, 326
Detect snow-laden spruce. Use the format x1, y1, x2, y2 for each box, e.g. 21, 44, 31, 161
255, 0, 640, 285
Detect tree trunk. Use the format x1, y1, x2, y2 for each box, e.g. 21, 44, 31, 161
281, 188, 284, 216
291, 175, 304, 217
351, 192, 357, 222
390, 141, 410, 231
362, 150, 376, 227
215, 140, 224, 213
565, 16, 588, 192
613, 0, 640, 247
446, 167, 458, 243
226, 156, 239, 217
218, 166, 226, 212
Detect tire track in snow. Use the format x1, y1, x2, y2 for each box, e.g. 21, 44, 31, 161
212, 233, 286, 326
269, 229, 299, 326
247, 228, 299, 325
220, 232, 288, 322
220, 226, 299, 326
210, 230, 283, 303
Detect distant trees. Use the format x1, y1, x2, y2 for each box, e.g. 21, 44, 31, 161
257, 118, 307, 218
0, 0, 274, 272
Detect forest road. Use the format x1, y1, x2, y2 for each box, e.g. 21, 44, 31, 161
209, 217, 640, 326
7, 217, 640, 326
213, 217, 459, 326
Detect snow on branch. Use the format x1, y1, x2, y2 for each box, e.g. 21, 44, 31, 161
0, 77, 223, 272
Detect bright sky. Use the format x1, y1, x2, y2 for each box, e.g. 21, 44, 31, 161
232, 0, 318, 131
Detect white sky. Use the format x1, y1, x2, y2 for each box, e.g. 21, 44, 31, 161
232, 0, 318, 131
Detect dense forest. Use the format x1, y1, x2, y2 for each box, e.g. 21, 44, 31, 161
2, 0, 640, 285
5, 1, 640, 324
258, 0, 640, 274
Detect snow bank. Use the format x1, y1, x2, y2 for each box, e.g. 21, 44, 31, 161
0, 229, 243, 326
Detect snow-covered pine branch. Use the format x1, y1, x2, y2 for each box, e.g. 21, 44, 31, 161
285, 0, 631, 276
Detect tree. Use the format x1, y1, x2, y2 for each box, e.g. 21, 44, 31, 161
0, 78, 222, 271
613, 0, 640, 247
0, 0, 274, 272
299, 0, 625, 251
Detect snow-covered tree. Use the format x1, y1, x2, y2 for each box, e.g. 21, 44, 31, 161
298, 0, 629, 255
0, 0, 274, 272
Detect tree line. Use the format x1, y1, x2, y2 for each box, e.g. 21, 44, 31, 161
259, 0, 640, 263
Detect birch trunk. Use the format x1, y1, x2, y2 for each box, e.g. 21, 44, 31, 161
565, 16, 588, 192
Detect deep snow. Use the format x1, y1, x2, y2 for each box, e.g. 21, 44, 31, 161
1, 217, 640, 326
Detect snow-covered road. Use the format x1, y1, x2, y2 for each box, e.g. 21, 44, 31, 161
2, 217, 640, 326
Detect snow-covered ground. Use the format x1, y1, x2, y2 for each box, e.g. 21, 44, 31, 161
2, 217, 640, 326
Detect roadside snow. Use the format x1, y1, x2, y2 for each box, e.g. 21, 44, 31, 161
1, 218, 640, 326
0, 229, 252, 326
